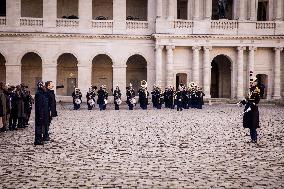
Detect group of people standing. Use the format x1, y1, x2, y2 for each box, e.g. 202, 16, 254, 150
71, 80, 205, 111
0, 82, 33, 133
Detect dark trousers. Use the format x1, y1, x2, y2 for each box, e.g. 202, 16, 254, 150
140, 104, 147, 110
115, 104, 119, 110
128, 104, 134, 110
74, 103, 80, 110
43, 123, 50, 141
87, 104, 93, 110
9, 115, 17, 129
18, 117, 25, 128
177, 101, 183, 111
99, 104, 106, 111
250, 127, 257, 142
35, 124, 43, 144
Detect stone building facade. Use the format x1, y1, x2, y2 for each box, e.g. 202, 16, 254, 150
0, 0, 283, 100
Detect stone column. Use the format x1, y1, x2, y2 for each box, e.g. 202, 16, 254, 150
205, 0, 212, 20
43, 0, 57, 28
78, 64, 92, 96
238, 0, 245, 20
203, 46, 212, 98
6, 0, 21, 27
166, 45, 175, 87
113, 0, 126, 34
275, 0, 282, 20
168, 0, 176, 20
237, 46, 245, 99
193, 0, 200, 20
192, 46, 201, 85
156, 0, 163, 18
113, 65, 127, 100
248, 46, 257, 88
273, 47, 283, 99
79, 0, 92, 28
155, 45, 164, 86
42, 64, 57, 93
6, 65, 21, 85
249, 0, 256, 21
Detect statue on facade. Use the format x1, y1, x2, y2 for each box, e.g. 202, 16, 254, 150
218, 0, 227, 19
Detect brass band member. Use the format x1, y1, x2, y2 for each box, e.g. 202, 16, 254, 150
86, 87, 96, 110
72, 88, 82, 110
138, 80, 149, 110
97, 85, 108, 111
175, 84, 184, 111
239, 74, 260, 143
113, 85, 122, 110
126, 83, 135, 110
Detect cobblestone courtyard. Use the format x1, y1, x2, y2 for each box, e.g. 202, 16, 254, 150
0, 104, 283, 188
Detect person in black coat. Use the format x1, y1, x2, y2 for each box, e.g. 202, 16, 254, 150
196, 87, 205, 109
72, 88, 82, 110
239, 77, 261, 143
138, 81, 149, 110
175, 84, 184, 111
34, 81, 49, 146
126, 84, 135, 110
44, 81, 57, 142
24, 90, 33, 126
113, 85, 122, 110
151, 85, 157, 108
15, 85, 27, 128
8, 86, 17, 130
97, 85, 108, 111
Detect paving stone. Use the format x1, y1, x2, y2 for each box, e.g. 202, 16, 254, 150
0, 104, 283, 188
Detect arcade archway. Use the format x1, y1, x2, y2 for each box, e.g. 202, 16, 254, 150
210, 55, 232, 98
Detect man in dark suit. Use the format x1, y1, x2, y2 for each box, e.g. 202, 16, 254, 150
34, 81, 49, 146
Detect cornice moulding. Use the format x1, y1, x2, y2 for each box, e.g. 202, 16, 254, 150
0, 32, 283, 41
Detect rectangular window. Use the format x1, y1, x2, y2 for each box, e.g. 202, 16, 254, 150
257, 1, 268, 21
0, 0, 6, 16
177, 0, 188, 20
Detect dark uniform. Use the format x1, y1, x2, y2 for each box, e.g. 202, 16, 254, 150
34, 82, 49, 146
151, 86, 158, 108
165, 87, 174, 109
9, 88, 18, 130
15, 86, 27, 128
24, 91, 33, 126
44, 82, 57, 142
196, 88, 205, 109
97, 87, 108, 111
138, 87, 149, 110
113, 87, 122, 110
240, 85, 260, 143
126, 87, 135, 110
86, 89, 96, 110
175, 89, 184, 111
72, 89, 82, 110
